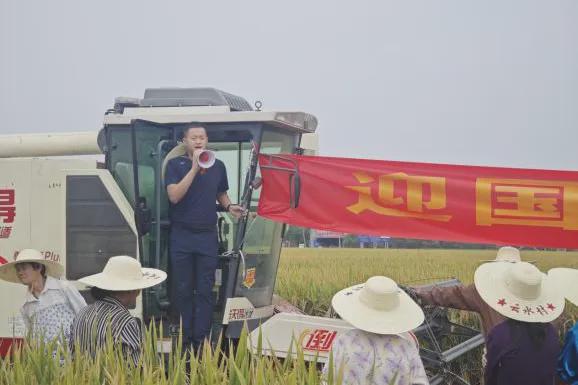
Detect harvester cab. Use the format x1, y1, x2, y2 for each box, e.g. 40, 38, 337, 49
99, 88, 318, 339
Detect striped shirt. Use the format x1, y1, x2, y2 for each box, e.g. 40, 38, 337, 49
70, 296, 142, 365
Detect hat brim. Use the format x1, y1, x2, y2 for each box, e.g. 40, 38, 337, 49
478, 259, 536, 264
474, 263, 564, 323
548, 268, 578, 306
79, 267, 167, 291
0, 258, 64, 284
332, 284, 424, 335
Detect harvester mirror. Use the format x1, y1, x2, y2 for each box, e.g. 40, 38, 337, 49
260, 154, 301, 209
290, 172, 301, 209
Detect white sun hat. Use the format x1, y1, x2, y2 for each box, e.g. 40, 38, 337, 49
331, 276, 425, 335
547, 268, 578, 306
474, 261, 564, 323
0, 249, 64, 284
480, 246, 524, 263
79, 255, 166, 291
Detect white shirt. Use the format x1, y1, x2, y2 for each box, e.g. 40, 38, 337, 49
21, 276, 87, 344
322, 329, 429, 385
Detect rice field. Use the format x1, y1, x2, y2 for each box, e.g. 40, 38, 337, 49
275, 248, 578, 319
0, 325, 346, 385
275, 248, 578, 384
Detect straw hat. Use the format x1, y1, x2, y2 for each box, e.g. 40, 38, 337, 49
474, 262, 564, 323
480, 246, 524, 263
548, 268, 578, 306
331, 276, 425, 335
79, 256, 166, 291
0, 249, 64, 284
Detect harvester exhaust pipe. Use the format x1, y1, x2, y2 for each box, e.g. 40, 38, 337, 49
0, 131, 101, 158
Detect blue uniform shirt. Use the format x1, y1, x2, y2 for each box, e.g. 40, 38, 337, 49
165, 155, 229, 230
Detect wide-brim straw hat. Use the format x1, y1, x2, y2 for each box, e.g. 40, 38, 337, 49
474, 261, 564, 323
548, 268, 578, 306
0, 249, 64, 284
332, 276, 424, 335
480, 246, 532, 264
79, 255, 166, 291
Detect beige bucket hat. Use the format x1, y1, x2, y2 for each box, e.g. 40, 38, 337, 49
548, 268, 578, 306
474, 262, 564, 323
331, 276, 425, 335
79, 256, 166, 291
0, 249, 64, 284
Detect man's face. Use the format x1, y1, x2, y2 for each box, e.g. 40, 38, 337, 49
183, 127, 208, 154
15, 263, 43, 285
126, 289, 141, 309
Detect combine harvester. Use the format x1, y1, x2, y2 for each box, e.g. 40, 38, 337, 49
0, 88, 482, 384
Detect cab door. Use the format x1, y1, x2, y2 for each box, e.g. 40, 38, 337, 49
106, 119, 174, 319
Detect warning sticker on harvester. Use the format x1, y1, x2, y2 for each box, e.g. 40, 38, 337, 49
300, 329, 337, 352
243, 267, 256, 288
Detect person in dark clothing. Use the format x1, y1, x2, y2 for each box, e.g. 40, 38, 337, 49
165, 126, 244, 351
474, 261, 564, 385
485, 320, 559, 385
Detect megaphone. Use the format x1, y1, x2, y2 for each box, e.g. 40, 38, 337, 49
198, 150, 216, 169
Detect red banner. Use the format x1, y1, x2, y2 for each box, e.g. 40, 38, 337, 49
257, 154, 578, 249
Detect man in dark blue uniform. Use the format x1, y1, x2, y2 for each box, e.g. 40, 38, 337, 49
165, 126, 244, 351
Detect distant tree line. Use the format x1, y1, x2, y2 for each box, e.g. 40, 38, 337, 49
282, 226, 568, 251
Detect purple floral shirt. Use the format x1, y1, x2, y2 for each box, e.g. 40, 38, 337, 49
322, 329, 429, 385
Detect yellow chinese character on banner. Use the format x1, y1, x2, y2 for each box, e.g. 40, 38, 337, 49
476, 178, 578, 230
346, 172, 451, 222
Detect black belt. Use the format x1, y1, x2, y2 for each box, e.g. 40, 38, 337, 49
172, 222, 217, 233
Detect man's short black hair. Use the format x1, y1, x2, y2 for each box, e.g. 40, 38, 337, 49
90, 287, 136, 300
182, 125, 207, 138
90, 287, 116, 300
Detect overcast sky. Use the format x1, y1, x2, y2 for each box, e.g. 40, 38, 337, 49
1, 0, 577, 170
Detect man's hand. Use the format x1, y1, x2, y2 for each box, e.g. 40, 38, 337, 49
191, 149, 203, 173
228, 204, 248, 219
167, 151, 202, 204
